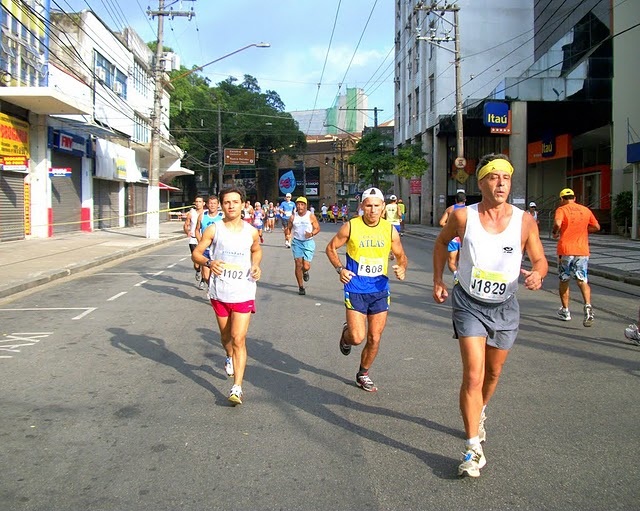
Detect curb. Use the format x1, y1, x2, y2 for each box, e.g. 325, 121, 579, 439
0, 235, 184, 299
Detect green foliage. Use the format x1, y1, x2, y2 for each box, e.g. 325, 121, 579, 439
394, 144, 428, 179
167, 69, 304, 197
613, 190, 633, 226
348, 130, 395, 187
348, 131, 427, 187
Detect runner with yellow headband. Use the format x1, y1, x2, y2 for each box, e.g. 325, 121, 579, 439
432, 153, 548, 478
476, 157, 514, 181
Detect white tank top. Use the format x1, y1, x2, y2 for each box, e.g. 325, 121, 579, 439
208, 221, 257, 303
291, 211, 313, 241
457, 203, 523, 303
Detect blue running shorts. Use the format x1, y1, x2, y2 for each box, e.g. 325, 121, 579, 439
344, 290, 390, 315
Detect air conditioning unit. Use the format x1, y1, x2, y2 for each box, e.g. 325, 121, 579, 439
114, 81, 124, 95
96, 67, 106, 82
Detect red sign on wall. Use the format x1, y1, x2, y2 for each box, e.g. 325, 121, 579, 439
410, 178, 422, 195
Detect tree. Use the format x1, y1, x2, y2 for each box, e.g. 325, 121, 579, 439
167, 69, 305, 199
394, 144, 428, 179
348, 130, 395, 189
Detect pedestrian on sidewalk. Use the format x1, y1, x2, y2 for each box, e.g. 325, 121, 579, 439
184, 195, 205, 285
527, 201, 539, 225
191, 187, 262, 406
432, 153, 547, 478
285, 197, 320, 295
552, 188, 601, 326
325, 187, 407, 393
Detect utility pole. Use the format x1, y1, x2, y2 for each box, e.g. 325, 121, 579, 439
217, 102, 223, 194
146, 0, 194, 239
416, 2, 464, 162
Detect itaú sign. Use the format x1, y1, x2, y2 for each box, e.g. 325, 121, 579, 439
483, 102, 509, 127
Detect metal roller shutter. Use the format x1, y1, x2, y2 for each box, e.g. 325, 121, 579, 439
133, 183, 148, 226
51, 153, 82, 234
0, 172, 25, 242
93, 178, 119, 229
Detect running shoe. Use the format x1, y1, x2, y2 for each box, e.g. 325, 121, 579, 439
228, 385, 243, 405
195, 270, 201, 282
478, 411, 487, 443
298, 286, 306, 295
583, 304, 594, 327
556, 307, 571, 321
356, 372, 377, 392
458, 444, 486, 478
339, 322, 351, 356
285, 241, 291, 248
624, 324, 640, 345
303, 270, 309, 282
224, 356, 234, 377
198, 280, 206, 290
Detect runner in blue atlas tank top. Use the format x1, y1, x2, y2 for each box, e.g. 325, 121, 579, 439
326, 187, 408, 393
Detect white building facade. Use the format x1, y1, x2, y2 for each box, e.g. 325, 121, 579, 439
0, 2, 182, 241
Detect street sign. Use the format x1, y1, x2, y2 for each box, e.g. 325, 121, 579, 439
454, 157, 466, 169
224, 148, 255, 165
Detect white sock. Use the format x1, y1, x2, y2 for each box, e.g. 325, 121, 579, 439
466, 436, 481, 448
481, 405, 487, 416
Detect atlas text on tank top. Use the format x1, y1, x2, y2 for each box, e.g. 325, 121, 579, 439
344, 216, 393, 294
456, 203, 524, 303
291, 211, 313, 241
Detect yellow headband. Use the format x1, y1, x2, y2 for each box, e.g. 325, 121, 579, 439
476, 158, 514, 181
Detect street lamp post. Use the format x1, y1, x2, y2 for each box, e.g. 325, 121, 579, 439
146, 41, 270, 239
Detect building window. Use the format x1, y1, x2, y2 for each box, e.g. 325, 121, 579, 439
429, 74, 435, 109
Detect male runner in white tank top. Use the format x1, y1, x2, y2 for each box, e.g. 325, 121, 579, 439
433, 153, 548, 478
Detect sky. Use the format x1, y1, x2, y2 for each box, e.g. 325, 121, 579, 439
54, 0, 396, 131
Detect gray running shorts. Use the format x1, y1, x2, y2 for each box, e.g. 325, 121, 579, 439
451, 284, 519, 350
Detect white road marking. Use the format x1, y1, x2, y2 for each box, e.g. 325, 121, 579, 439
167, 263, 177, 268
134, 280, 148, 287
107, 292, 127, 301
0, 332, 52, 358
72, 307, 97, 320
151, 271, 164, 276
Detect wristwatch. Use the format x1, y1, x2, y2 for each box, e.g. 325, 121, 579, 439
335, 266, 344, 274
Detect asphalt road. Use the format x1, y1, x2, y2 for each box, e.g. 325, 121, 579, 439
1, 224, 639, 510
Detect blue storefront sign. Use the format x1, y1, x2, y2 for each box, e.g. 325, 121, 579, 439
48, 128, 87, 157
483, 102, 509, 128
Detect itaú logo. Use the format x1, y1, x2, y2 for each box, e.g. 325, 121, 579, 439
483, 102, 509, 127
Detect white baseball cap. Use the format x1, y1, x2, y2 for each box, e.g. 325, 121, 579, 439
285, 193, 292, 198
361, 187, 385, 201
529, 201, 537, 207
389, 194, 397, 201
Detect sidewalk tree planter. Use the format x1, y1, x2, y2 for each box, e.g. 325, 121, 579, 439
613, 191, 633, 236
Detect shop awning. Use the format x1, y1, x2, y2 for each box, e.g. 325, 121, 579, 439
159, 182, 181, 191
159, 167, 194, 181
